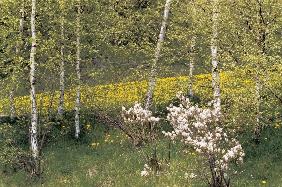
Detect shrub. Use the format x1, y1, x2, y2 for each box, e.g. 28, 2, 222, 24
121, 102, 160, 146
0, 118, 29, 173
163, 94, 245, 187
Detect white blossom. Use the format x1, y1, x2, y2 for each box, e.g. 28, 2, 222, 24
121, 102, 160, 145
190, 173, 197, 179
163, 94, 245, 180
141, 164, 152, 177
122, 102, 159, 124
141, 170, 149, 177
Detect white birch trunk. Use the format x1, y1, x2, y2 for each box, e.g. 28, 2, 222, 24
19, 2, 24, 34
254, 75, 262, 140
188, 36, 196, 96
145, 0, 172, 109
211, 0, 221, 114
253, 1, 267, 141
15, 2, 24, 54
75, 0, 81, 139
58, 1, 65, 116
30, 0, 39, 174
9, 89, 16, 118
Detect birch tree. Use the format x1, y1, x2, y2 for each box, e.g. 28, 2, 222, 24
58, 0, 66, 117
188, 2, 197, 97
227, 0, 281, 141
219, 0, 281, 134
253, 0, 269, 142
188, 35, 196, 97
9, 80, 16, 118
145, 0, 172, 109
30, 0, 40, 175
75, 0, 82, 139
211, 0, 221, 114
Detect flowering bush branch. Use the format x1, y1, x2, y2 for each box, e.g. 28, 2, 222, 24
121, 102, 160, 146
163, 94, 245, 187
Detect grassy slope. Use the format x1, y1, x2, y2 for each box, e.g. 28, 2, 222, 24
0, 70, 255, 115
1, 124, 282, 187
0, 67, 281, 186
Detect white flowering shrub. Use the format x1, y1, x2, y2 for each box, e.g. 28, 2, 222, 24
141, 164, 152, 177
163, 94, 245, 187
121, 102, 160, 146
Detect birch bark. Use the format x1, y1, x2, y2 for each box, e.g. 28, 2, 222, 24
75, 0, 81, 139
188, 36, 196, 97
188, 2, 197, 97
254, 75, 262, 140
211, 0, 221, 114
9, 89, 16, 118
145, 0, 172, 110
58, 0, 65, 117
30, 0, 39, 174
254, 0, 267, 142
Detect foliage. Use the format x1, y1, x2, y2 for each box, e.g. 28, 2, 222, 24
0, 118, 29, 172
0, 0, 281, 185
1, 125, 282, 186
2, 68, 281, 130
121, 102, 160, 146
163, 94, 245, 186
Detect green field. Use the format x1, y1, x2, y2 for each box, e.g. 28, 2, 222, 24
1, 124, 282, 187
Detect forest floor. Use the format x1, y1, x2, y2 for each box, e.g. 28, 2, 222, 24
1, 124, 282, 187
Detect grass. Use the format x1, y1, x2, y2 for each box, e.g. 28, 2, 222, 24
0, 66, 281, 186
1, 123, 282, 187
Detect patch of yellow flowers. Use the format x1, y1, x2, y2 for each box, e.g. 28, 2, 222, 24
104, 134, 114, 144
90, 142, 100, 149
0, 71, 258, 115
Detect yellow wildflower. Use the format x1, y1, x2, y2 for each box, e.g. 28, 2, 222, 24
86, 123, 91, 130
91, 142, 99, 148
274, 124, 280, 129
